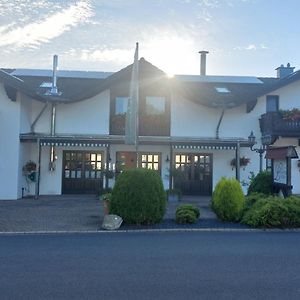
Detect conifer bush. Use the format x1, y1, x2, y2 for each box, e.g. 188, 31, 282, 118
110, 168, 166, 224
212, 177, 245, 222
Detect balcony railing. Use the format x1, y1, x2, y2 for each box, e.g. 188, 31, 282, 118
260, 112, 300, 138
110, 114, 170, 136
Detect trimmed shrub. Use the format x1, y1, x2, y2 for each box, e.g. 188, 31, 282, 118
175, 204, 199, 224
176, 204, 200, 219
247, 171, 273, 195
212, 177, 245, 222
110, 168, 166, 224
242, 195, 300, 228
176, 209, 197, 224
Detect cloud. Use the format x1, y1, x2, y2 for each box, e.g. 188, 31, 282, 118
79, 48, 133, 63
0, 1, 94, 49
234, 43, 269, 51
246, 44, 256, 50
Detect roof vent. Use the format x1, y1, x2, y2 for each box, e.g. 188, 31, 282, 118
275, 63, 295, 79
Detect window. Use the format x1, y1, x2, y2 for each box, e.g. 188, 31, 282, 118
140, 153, 161, 172
215, 87, 230, 93
115, 97, 129, 115
266, 95, 279, 112
146, 96, 165, 115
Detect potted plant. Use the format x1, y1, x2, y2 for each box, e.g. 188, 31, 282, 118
104, 170, 115, 179
279, 108, 300, 122
22, 161, 37, 182
100, 192, 112, 215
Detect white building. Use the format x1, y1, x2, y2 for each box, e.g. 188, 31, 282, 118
0, 55, 299, 200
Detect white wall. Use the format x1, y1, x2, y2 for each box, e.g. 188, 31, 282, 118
171, 96, 264, 143
0, 84, 21, 199
29, 90, 110, 135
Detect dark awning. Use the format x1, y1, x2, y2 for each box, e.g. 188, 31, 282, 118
266, 146, 299, 159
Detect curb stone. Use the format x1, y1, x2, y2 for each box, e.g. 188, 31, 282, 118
1, 227, 300, 235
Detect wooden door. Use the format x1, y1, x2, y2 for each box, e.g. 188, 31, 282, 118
174, 153, 213, 195
62, 151, 103, 194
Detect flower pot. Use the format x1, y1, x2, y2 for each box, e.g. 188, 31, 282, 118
103, 199, 110, 215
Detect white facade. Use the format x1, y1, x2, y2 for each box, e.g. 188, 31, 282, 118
0, 62, 299, 200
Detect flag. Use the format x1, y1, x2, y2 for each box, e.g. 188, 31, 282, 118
125, 42, 139, 145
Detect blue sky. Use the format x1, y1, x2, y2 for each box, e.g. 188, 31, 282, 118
0, 0, 299, 77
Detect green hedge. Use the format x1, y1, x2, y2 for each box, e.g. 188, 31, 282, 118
247, 171, 273, 195
110, 168, 166, 224
175, 204, 200, 224
242, 195, 300, 228
212, 177, 245, 222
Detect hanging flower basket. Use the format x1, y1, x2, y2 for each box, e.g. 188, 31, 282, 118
22, 161, 37, 173
230, 157, 250, 169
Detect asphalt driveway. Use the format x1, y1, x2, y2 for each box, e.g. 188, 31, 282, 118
0, 195, 217, 232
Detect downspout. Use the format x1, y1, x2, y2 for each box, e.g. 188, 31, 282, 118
49, 103, 56, 171
31, 102, 48, 133
49, 55, 59, 171
216, 105, 226, 139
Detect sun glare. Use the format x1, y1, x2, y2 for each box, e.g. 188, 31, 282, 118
143, 35, 197, 75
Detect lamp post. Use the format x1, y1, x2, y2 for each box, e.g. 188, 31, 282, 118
248, 131, 266, 173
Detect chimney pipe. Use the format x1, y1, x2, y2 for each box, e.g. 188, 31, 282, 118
51, 54, 58, 95
199, 50, 209, 76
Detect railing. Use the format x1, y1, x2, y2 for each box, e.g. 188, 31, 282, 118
110, 114, 170, 136
260, 112, 300, 137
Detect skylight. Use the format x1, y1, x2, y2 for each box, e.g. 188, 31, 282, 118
215, 87, 230, 93
39, 82, 52, 88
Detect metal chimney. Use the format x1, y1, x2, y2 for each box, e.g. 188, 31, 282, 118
51, 54, 58, 95
199, 50, 209, 75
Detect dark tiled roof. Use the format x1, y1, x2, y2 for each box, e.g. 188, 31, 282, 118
257, 69, 300, 96
173, 79, 266, 108
2, 59, 299, 108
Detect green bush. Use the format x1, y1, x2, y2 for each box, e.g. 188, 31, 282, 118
242, 195, 300, 228
175, 204, 199, 224
280, 196, 300, 227
247, 171, 273, 195
176, 204, 200, 219
212, 177, 245, 222
244, 193, 266, 211
110, 168, 166, 224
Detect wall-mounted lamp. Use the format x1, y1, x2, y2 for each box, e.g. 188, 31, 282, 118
166, 155, 170, 162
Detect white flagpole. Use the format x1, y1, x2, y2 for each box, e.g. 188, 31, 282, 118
134, 43, 139, 167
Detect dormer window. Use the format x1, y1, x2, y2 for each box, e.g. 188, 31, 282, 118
115, 97, 129, 115
146, 96, 165, 115
215, 87, 230, 93
266, 95, 279, 112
